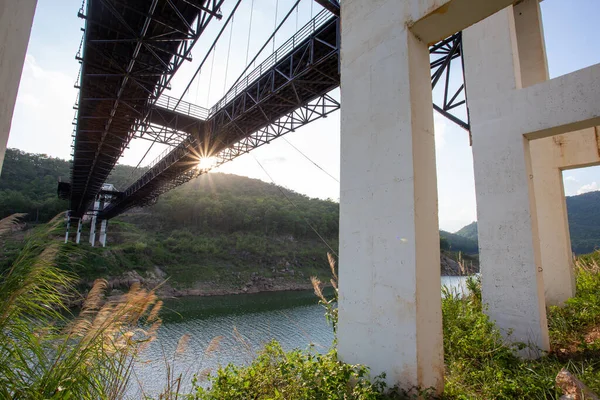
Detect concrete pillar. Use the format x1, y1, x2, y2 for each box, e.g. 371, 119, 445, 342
64, 215, 71, 244
463, 8, 549, 354
529, 141, 575, 305
513, 0, 575, 306
89, 196, 101, 246
338, 0, 443, 392
530, 128, 600, 305
99, 220, 107, 248
89, 215, 97, 247
75, 218, 82, 244
0, 0, 37, 172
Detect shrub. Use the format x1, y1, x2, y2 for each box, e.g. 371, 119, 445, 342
190, 341, 386, 400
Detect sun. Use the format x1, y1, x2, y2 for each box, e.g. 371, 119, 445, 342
196, 156, 217, 171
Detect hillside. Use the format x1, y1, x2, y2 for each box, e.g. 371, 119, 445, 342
455, 221, 478, 241
565, 191, 600, 254
0, 149, 343, 294
0, 149, 141, 221
453, 191, 600, 254
439, 230, 478, 254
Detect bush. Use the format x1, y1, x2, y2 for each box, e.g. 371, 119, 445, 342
190, 341, 387, 400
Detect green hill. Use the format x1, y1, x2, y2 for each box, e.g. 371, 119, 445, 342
439, 230, 478, 254
0, 149, 340, 293
565, 191, 600, 254
453, 191, 600, 255
455, 221, 478, 241
3, 148, 598, 289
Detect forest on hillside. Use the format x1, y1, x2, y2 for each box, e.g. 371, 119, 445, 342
1, 148, 599, 255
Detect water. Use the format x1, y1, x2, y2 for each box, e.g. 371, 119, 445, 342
129, 276, 468, 397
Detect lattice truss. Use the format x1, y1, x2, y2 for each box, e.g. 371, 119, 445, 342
429, 32, 470, 131
68, 0, 223, 216
98, 11, 472, 219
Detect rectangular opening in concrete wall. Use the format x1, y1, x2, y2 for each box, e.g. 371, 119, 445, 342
433, 107, 479, 276
540, 0, 600, 79
561, 165, 600, 255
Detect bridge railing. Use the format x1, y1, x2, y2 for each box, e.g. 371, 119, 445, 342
155, 95, 210, 120
209, 9, 334, 116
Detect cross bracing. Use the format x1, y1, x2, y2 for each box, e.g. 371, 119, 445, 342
66, 3, 470, 220
67, 0, 224, 218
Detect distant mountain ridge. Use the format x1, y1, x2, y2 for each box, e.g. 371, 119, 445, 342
452, 191, 600, 254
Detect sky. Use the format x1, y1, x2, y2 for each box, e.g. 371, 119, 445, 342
6, 0, 600, 232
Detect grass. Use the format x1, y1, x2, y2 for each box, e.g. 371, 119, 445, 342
0, 214, 163, 399
192, 253, 600, 400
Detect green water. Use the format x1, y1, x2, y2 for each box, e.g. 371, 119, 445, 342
129, 277, 467, 398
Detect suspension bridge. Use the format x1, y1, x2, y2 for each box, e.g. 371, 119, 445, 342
59, 0, 469, 225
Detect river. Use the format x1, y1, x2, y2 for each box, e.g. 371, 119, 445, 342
128, 276, 469, 398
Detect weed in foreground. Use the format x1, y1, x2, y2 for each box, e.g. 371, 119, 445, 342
0, 213, 162, 399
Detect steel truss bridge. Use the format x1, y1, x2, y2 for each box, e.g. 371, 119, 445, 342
60, 0, 469, 221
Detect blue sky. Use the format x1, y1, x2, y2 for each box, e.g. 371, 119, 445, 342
7, 0, 600, 232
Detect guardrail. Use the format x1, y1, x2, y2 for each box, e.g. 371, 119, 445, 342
155, 95, 210, 120
209, 9, 333, 115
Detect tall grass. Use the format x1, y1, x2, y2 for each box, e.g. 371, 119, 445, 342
0, 214, 162, 399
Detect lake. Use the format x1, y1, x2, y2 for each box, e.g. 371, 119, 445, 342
128, 276, 468, 398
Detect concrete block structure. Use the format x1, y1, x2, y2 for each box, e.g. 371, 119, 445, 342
338, 0, 600, 393
0, 0, 37, 172
531, 129, 600, 306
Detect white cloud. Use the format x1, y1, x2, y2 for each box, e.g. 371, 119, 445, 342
564, 175, 579, 183
577, 182, 598, 195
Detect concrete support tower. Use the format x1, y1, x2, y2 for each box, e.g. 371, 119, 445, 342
75, 218, 82, 244
337, 0, 444, 392
64, 213, 71, 244
89, 196, 102, 247
0, 0, 37, 172
99, 220, 108, 248
463, 6, 550, 354
463, 0, 600, 352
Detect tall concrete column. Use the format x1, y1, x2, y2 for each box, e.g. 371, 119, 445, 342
338, 0, 443, 392
99, 220, 108, 248
513, 0, 575, 306
464, 8, 549, 353
529, 140, 575, 305
530, 127, 600, 305
64, 214, 71, 244
89, 215, 97, 247
0, 0, 37, 172
75, 218, 82, 244
89, 196, 101, 246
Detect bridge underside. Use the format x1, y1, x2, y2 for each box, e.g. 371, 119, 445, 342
68, 0, 222, 217
65, 5, 468, 220
98, 12, 467, 220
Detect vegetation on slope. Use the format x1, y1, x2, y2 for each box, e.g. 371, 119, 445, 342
439, 230, 479, 254
566, 191, 600, 254
452, 191, 600, 255
454, 221, 478, 241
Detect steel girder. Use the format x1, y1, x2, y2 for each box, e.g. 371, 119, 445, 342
98, 11, 473, 220
69, 0, 223, 217
430, 32, 470, 131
